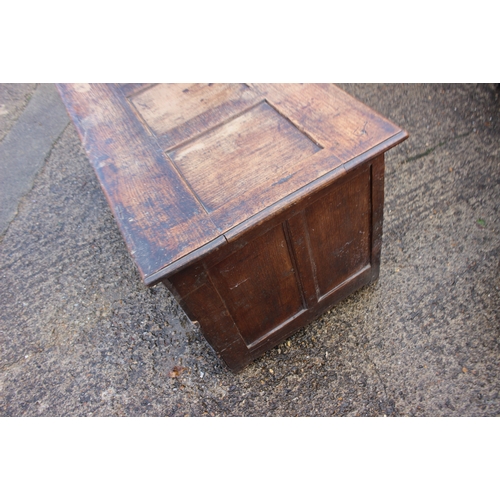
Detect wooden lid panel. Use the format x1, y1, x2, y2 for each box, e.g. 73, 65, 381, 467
169, 101, 322, 214
130, 83, 262, 151
250, 83, 403, 162
57, 83, 221, 282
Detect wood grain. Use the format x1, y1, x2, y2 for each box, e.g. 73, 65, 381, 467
369, 154, 385, 281
58, 84, 407, 283
170, 101, 321, 213
56, 83, 222, 283
304, 163, 371, 297
208, 223, 304, 346
250, 83, 402, 162
131, 83, 262, 150
119, 83, 156, 98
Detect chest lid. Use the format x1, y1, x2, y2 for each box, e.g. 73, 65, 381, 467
57, 83, 408, 284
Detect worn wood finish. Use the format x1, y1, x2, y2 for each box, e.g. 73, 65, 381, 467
305, 164, 371, 297
56, 83, 221, 283
170, 101, 321, 213
250, 83, 401, 162
57, 83, 408, 372
209, 223, 304, 347
120, 83, 156, 98
131, 83, 262, 151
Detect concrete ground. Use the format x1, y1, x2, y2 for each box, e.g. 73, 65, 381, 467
0, 83, 498, 417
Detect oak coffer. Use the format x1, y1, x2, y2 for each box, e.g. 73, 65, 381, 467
57, 83, 408, 372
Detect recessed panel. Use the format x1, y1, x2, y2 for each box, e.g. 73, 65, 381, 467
209, 224, 304, 347
305, 166, 371, 297
130, 83, 260, 149
170, 101, 321, 213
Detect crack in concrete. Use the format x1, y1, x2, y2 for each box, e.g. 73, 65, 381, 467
0, 123, 71, 247
0, 83, 70, 237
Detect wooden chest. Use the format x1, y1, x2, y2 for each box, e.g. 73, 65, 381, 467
57, 83, 408, 372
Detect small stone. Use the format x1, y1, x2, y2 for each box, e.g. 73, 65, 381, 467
269, 369, 274, 374
168, 365, 186, 378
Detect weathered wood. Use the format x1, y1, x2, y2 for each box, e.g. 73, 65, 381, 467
250, 83, 402, 161
170, 101, 321, 214
131, 83, 262, 151
56, 83, 221, 283
168, 158, 383, 371
304, 164, 371, 298
366, 154, 384, 287
209, 223, 304, 347
58, 83, 408, 371
119, 83, 156, 98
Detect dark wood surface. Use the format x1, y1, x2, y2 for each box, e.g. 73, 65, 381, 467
209, 223, 304, 347
57, 84, 408, 371
305, 164, 371, 297
57, 84, 407, 285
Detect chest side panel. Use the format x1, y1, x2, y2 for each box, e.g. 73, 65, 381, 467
304, 164, 372, 298
208, 223, 305, 347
